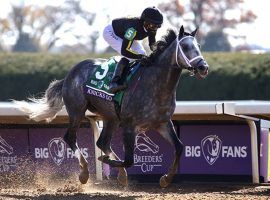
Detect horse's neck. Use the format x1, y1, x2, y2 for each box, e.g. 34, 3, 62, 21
148, 42, 182, 95
132, 40, 181, 103
142, 65, 181, 100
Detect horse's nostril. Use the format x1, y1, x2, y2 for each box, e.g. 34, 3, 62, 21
198, 65, 207, 71
197, 59, 208, 70
196, 64, 209, 78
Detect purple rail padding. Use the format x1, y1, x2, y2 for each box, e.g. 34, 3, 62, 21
0, 129, 29, 173
29, 127, 96, 175
179, 125, 252, 175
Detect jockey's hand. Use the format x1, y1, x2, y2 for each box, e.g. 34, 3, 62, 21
139, 55, 151, 66
150, 44, 156, 51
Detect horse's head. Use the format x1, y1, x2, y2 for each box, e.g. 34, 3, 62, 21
201, 135, 222, 165
48, 138, 66, 165
175, 26, 209, 79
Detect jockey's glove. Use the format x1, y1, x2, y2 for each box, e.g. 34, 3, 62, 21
150, 44, 156, 51
139, 55, 152, 66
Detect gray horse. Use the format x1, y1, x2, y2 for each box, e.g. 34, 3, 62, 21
14, 26, 209, 188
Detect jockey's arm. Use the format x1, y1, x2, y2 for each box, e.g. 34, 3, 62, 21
121, 28, 144, 60
148, 31, 156, 51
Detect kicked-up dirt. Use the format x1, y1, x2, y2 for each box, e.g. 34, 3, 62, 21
1, 173, 270, 200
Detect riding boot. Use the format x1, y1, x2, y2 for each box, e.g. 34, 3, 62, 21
109, 57, 129, 93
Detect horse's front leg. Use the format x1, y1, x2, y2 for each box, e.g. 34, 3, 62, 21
158, 120, 183, 188
101, 126, 135, 168
96, 121, 128, 186
64, 117, 89, 184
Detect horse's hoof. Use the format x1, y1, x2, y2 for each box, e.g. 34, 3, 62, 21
79, 170, 89, 184
117, 170, 128, 187
98, 155, 109, 163
159, 175, 170, 188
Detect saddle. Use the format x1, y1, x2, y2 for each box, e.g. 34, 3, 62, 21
84, 57, 140, 107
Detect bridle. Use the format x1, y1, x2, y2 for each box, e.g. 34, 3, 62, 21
175, 35, 203, 76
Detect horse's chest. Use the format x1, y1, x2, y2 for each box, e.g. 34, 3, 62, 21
139, 105, 172, 123
123, 94, 175, 125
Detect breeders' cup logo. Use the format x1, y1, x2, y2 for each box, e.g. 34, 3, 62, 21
135, 132, 159, 154
201, 135, 222, 165
0, 136, 13, 155
0, 136, 17, 172
134, 132, 163, 173
48, 138, 66, 166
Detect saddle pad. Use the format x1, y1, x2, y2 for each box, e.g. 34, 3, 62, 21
84, 57, 140, 107
85, 57, 116, 101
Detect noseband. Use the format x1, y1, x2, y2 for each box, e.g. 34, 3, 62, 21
175, 35, 203, 75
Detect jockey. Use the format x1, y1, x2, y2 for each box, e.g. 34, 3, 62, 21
103, 6, 163, 93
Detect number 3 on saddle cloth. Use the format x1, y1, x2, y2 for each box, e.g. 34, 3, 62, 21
84, 56, 140, 108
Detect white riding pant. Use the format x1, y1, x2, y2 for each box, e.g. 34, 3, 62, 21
103, 24, 146, 61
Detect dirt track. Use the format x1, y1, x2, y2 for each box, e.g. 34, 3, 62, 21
1, 176, 270, 200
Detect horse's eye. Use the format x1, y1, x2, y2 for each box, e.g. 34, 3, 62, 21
182, 44, 189, 51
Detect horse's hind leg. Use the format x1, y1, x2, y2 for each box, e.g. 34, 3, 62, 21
63, 101, 89, 184
157, 120, 183, 188
96, 120, 128, 186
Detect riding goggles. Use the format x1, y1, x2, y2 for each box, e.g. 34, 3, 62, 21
145, 22, 161, 31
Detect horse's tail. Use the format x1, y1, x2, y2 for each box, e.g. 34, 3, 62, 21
13, 79, 64, 122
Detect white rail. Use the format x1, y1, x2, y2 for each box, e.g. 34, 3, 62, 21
1, 100, 270, 117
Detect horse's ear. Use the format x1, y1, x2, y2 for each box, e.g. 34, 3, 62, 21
191, 27, 199, 36
178, 25, 184, 38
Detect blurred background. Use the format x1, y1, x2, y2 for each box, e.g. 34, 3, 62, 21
0, 0, 268, 53
0, 0, 269, 101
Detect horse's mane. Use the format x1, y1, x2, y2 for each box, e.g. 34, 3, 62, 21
145, 29, 177, 64
142, 29, 192, 65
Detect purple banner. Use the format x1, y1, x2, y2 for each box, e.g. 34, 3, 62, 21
29, 128, 96, 174
0, 129, 29, 173
179, 125, 252, 175
111, 129, 174, 175
260, 128, 270, 182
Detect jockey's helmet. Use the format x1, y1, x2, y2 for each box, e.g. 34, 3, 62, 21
141, 7, 163, 32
